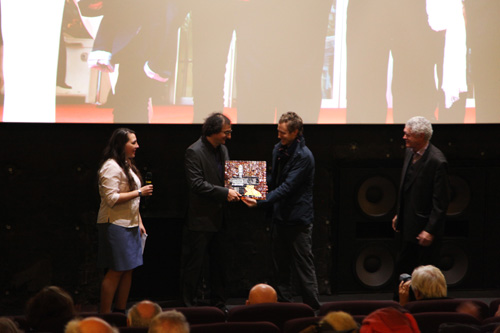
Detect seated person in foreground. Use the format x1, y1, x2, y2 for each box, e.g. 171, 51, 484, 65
0, 317, 21, 333
359, 307, 419, 333
300, 311, 359, 333
399, 265, 480, 319
127, 300, 162, 327
246, 283, 278, 305
399, 265, 447, 306
65, 317, 119, 333
26, 285, 76, 333
149, 310, 189, 333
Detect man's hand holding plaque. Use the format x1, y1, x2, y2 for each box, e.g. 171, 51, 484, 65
224, 160, 268, 201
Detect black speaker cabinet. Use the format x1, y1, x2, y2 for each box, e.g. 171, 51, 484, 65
438, 167, 486, 289
335, 166, 400, 292
335, 164, 487, 292
483, 167, 500, 289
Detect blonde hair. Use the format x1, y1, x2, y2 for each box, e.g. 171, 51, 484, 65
411, 265, 447, 299
322, 311, 359, 332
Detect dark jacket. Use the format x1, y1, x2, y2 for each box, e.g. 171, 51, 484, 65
185, 137, 229, 232
395, 143, 450, 241
259, 137, 315, 226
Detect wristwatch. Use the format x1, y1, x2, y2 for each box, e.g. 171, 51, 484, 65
138, 189, 142, 197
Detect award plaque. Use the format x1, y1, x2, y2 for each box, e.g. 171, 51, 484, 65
224, 160, 267, 200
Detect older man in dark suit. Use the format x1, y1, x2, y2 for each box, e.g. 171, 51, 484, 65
181, 112, 240, 310
392, 116, 450, 289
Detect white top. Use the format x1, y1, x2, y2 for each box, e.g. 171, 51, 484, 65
97, 159, 141, 227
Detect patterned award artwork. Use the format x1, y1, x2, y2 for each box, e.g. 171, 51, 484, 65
224, 160, 268, 200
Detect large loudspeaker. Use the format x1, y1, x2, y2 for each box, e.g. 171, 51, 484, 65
335, 167, 400, 292
438, 167, 485, 289
484, 167, 500, 288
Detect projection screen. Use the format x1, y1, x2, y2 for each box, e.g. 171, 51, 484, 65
1, 0, 498, 124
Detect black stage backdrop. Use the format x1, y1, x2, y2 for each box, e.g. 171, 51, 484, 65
1, 123, 500, 314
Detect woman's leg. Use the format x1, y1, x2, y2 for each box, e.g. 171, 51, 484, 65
100, 269, 125, 313
114, 269, 133, 311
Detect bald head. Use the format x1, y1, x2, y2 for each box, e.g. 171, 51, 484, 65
246, 284, 278, 305
128, 300, 162, 327
65, 317, 118, 333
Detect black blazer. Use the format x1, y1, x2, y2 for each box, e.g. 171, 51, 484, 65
395, 143, 450, 241
185, 137, 229, 232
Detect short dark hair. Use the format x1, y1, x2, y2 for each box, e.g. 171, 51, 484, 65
279, 112, 303, 136
202, 112, 231, 137
26, 286, 75, 332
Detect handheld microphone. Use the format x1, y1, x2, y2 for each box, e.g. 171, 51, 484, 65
143, 172, 153, 208
145, 172, 153, 185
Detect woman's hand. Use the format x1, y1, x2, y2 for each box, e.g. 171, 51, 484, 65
140, 184, 153, 196
139, 223, 147, 235
139, 217, 147, 235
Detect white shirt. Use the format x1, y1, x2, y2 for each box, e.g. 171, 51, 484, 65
97, 159, 141, 227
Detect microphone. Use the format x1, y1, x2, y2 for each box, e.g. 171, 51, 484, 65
143, 172, 153, 209
145, 172, 153, 185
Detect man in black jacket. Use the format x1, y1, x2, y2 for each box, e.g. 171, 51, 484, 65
393, 116, 450, 288
182, 112, 240, 309
243, 112, 320, 310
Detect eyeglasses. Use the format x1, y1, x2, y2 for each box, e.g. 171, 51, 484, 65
223, 130, 233, 135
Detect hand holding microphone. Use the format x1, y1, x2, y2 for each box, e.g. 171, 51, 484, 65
140, 172, 153, 196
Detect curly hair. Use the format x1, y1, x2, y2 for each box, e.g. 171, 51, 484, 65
202, 112, 231, 137
279, 112, 304, 136
405, 116, 433, 141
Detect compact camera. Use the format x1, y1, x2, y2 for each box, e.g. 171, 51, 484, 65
399, 273, 412, 283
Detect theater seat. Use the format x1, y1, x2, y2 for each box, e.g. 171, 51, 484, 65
119, 327, 149, 333
283, 316, 320, 333
163, 306, 226, 325
489, 299, 500, 317
319, 300, 404, 316
412, 312, 481, 333
190, 321, 280, 333
404, 299, 489, 320
227, 303, 315, 330
79, 312, 128, 327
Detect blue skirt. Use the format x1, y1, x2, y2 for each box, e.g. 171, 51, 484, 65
98, 223, 143, 271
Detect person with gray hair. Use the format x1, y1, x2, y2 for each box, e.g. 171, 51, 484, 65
127, 300, 163, 327
405, 116, 434, 141
148, 310, 189, 333
398, 264, 447, 306
392, 116, 449, 301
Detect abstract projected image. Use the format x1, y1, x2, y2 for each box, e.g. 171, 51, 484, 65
1, 0, 498, 124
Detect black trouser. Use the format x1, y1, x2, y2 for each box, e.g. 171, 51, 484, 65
180, 226, 227, 307
272, 223, 320, 310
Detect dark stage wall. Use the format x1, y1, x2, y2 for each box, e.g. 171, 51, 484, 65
1, 123, 500, 313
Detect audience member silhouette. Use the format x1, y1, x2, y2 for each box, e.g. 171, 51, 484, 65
246, 283, 278, 305
65, 316, 119, 333
0, 317, 21, 333
148, 310, 189, 333
300, 311, 359, 333
25, 285, 76, 333
399, 265, 447, 306
127, 300, 163, 328
359, 307, 420, 333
